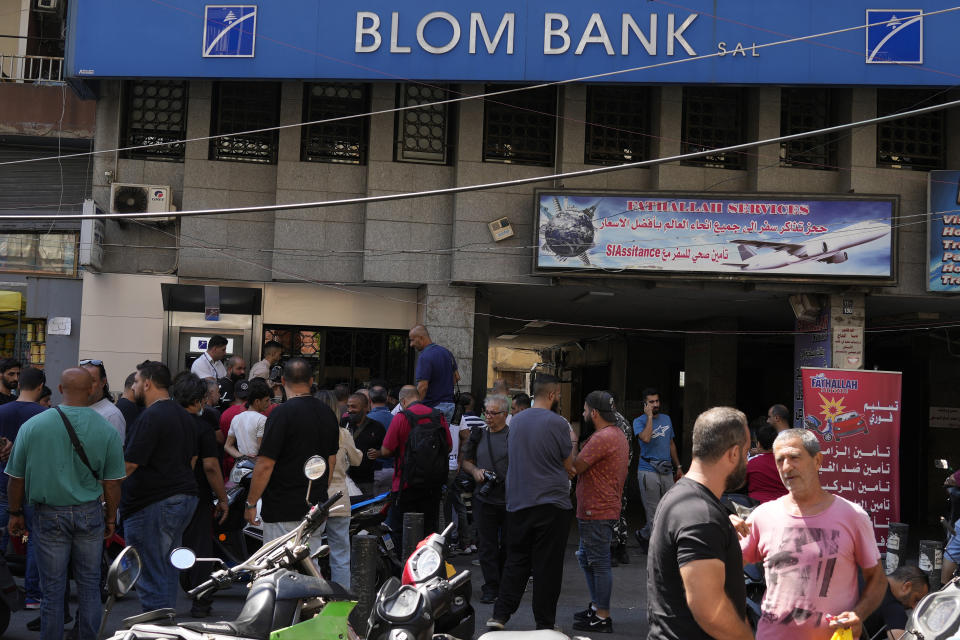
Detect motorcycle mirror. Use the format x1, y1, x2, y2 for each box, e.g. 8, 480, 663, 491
169, 547, 197, 570
303, 456, 327, 480
106, 547, 142, 597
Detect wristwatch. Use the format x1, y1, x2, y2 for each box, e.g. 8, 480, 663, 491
6, 509, 22, 517
244, 502, 256, 510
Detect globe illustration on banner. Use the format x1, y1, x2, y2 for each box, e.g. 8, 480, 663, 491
541, 197, 597, 265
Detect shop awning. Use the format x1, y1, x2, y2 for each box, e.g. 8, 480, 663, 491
0, 291, 24, 313
160, 284, 261, 315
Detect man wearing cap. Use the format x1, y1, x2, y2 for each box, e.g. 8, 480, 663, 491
81, 359, 126, 440
569, 391, 630, 633
190, 335, 228, 381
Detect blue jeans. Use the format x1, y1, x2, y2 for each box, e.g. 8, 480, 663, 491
576, 518, 615, 611
124, 494, 198, 612
31, 500, 103, 640
325, 516, 350, 589
434, 402, 455, 424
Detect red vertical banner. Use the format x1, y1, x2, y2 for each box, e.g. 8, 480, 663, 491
801, 367, 902, 548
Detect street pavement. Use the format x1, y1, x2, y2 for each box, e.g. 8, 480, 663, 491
3, 534, 650, 640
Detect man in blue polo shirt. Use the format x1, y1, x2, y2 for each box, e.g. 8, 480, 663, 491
632, 387, 682, 551
409, 325, 459, 423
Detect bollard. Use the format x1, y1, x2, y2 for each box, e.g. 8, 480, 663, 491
402, 512, 425, 563
919, 539, 944, 591
348, 534, 379, 634
885, 522, 909, 574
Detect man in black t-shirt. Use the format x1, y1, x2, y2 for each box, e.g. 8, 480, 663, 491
647, 406, 753, 640
116, 371, 141, 435
0, 358, 20, 404
123, 361, 199, 612
171, 373, 229, 618
344, 393, 385, 495
863, 565, 928, 640
244, 358, 339, 555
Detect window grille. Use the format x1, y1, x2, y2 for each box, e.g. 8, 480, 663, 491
395, 83, 453, 164
584, 85, 652, 165
122, 80, 188, 161
210, 82, 281, 164
780, 88, 838, 170
483, 84, 557, 166
302, 83, 370, 164
681, 87, 747, 170
877, 89, 945, 171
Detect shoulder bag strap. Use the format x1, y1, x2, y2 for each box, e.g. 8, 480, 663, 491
55, 407, 99, 481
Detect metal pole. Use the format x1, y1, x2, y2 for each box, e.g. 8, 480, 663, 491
402, 512, 424, 564
919, 539, 944, 591
885, 522, 909, 574
348, 534, 378, 635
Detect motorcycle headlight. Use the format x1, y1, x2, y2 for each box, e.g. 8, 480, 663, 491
383, 586, 421, 621
408, 546, 442, 583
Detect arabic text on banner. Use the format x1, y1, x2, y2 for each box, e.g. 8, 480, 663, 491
801, 367, 901, 549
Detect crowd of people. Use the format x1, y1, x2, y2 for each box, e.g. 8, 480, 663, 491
0, 323, 932, 640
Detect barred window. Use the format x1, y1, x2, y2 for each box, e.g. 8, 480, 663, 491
210, 82, 281, 164
302, 83, 370, 164
122, 80, 188, 161
681, 87, 747, 170
877, 89, 945, 171
483, 84, 557, 167
780, 88, 838, 170
395, 84, 454, 164
584, 85, 652, 165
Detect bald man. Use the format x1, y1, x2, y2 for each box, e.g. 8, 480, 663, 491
6, 368, 125, 640
409, 325, 460, 423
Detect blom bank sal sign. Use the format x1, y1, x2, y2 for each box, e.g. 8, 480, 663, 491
801, 367, 902, 548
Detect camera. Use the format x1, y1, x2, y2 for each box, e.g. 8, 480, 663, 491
477, 470, 501, 498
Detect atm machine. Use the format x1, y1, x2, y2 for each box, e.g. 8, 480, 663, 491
160, 284, 262, 377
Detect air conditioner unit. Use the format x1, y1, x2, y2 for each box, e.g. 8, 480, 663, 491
79, 199, 105, 271
34, 0, 57, 12
109, 183, 174, 222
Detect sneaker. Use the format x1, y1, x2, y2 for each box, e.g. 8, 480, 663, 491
471, 559, 480, 566
27, 612, 71, 632
573, 613, 613, 633
24, 599, 41, 610
573, 603, 596, 622
461, 544, 478, 554
486, 617, 507, 631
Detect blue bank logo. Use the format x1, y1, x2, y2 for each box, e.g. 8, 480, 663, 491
866, 9, 923, 64
203, 5, 257, 58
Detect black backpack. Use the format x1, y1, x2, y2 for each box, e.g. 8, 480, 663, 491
400, 406, 451, 489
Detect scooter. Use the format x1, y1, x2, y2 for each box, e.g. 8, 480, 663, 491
900, 575, 960, 639
400, 522, 474, 640
346, 492, 402, 587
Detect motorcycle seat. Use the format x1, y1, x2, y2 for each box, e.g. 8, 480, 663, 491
182, 577, 277, 640
122, 609, 177, 629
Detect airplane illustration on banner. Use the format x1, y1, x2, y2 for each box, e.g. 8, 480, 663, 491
724, 221, 889, 271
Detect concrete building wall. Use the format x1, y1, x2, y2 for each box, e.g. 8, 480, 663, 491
78, 271, 177, 385
94, 81, 945, 302
25, 276, 81, 402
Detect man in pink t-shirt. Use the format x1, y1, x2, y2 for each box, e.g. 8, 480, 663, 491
570, 391, 629, 634
735, 428, 886, 639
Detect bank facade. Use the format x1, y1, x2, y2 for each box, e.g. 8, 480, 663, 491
56, 1, 960, 525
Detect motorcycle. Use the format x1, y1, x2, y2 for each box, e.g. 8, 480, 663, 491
0, 536, 21, 635
99, 458, 474, 640
213, 458, 262, 564
900, 575, 960, 639
400, 522, 474, 640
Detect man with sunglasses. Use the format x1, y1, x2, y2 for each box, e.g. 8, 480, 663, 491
80, 360, 126, 440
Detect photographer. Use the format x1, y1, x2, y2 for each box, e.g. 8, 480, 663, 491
461, 394, 510, 604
